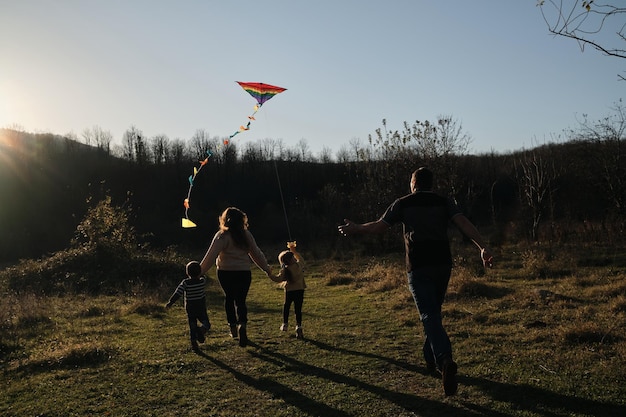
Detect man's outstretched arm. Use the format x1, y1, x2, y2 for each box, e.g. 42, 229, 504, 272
338, 219, 390, 236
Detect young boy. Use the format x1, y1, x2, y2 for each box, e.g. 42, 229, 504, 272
270, 242, 306, 339
166, 261, 211, 351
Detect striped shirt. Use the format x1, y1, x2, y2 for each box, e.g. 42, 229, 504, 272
168, 277, 207, 305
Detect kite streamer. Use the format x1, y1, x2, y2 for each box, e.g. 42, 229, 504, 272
182, 150, 212, 228
182, 81, 287, 228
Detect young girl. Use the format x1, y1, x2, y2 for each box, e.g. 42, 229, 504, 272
199, 207, 273, 347
270, 242, 306, 339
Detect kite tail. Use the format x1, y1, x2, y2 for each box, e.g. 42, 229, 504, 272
229, 103, 262, 139
182, 151, 212, 228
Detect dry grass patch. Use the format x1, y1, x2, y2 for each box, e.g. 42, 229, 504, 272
3, 245, 626, 417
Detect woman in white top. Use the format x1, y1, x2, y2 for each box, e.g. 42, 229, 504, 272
200, 207, 273, 346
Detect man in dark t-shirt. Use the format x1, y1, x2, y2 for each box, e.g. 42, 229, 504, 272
338, 167, 493, 396
382, 188, 461, 270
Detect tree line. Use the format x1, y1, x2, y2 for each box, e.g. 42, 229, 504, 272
1, 107, 625, 264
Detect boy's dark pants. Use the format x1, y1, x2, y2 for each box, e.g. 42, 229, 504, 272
186, 299, 210, 342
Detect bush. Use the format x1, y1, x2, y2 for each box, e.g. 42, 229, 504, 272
2, 195, 186, 295
72, 194, 137, 256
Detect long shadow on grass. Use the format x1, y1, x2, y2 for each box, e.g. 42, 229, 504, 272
196, 350, 352, 417
245, 340, 506, 417
303, 338, 421, 374
460, 374, 626, 416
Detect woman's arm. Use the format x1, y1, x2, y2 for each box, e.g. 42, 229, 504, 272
246, 231, 272, 275
199, 232, 224, 275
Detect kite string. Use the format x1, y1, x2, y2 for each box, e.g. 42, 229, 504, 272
257, 105, 292, 242
273, 159, 292, 241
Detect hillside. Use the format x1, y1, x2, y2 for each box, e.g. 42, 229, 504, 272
2, 128, 625, 265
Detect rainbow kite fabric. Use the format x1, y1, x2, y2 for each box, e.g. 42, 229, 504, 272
182, 81, 286, 228
237, 81, 287, 105
228, 81, 287, 142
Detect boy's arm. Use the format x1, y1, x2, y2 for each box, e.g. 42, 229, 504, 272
165, 282, 184, 307
165, 293, 180, 308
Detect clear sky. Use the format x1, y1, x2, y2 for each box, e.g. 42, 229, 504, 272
1, 1, 624, 156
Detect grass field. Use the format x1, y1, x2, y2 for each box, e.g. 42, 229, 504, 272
2, 245, 626, 416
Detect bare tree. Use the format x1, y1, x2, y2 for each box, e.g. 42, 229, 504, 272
134, 132, 149, 166
122, 126, 142, 162
281, 147, 301, 162
208, 138, 237, 165
241, 141, 263, 163
318, 146, 333, 163
400, 116, 471, 195
348, 137, 370, 161
94, 127, 113, 154
189, 129, 212, 159
538, 1, 626, 77
168, 138, 186, 165
81, 127, 93, 146
571, 101, 626, 214
82, 126, 112, 153
515, 147, 561, 241
150, 134, 169, 165
296, 138, 312, 161
335, 145, 351, 163
403, 116, 471, 161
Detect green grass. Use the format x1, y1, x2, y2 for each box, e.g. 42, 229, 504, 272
2, 249, 626, 416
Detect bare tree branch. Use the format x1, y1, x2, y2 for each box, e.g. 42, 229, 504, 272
538, 0, 626, 75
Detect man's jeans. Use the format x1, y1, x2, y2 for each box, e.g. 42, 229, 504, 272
408, 265, 453, 368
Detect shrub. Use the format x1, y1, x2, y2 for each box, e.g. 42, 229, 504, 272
2, 195, 186, 295
521, 249, 551, 278
72, 195, 137, 255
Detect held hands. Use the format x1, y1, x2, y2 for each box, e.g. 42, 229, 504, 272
264, 268, 278, 281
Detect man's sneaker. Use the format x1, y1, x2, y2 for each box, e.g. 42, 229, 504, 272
191, 341, 200, 352
280, 323, 288, 331
238, 324, 248, 347
295, 325, 304, 339
441, 357, 458, 396
229, 324, 239, 339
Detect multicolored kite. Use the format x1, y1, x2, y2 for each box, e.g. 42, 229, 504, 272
227, 82, 287, 143
182, 81, 287, 228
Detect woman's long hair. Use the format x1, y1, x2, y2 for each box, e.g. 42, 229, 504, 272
219, 207, 250, 250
